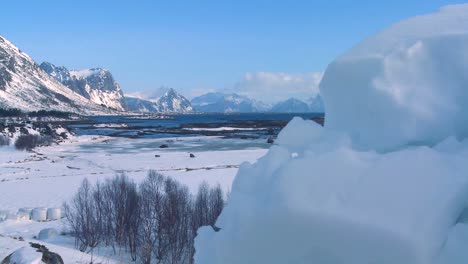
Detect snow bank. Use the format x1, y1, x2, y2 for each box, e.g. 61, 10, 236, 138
8, 246, 42, 264
38, 228, 58, 241
196, 119, 468, 263
195, 118, 468, 263
320, 4, 468, 151
195, 5, 468, 264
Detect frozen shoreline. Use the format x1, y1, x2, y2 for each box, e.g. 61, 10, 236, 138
0, 134, 267, 211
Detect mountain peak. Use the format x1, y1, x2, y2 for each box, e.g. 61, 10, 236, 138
40, 63, 127, 111
156, 88, 192, 112
270, 98, 310, 113
191, 92, 260, 113
164, 87, 177, 95
125, 88, 193, 113
0, 35, 111, 114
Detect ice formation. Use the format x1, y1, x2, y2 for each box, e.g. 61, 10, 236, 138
195, 4, 468, 264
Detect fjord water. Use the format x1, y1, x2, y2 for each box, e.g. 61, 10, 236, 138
70, 113, 323, 137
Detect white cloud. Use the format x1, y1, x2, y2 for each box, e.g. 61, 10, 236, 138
187, 88, 217, 99
125, 87, 172, 100
229, 72, 323, 104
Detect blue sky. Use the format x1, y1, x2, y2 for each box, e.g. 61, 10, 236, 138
1, 0, 465, 101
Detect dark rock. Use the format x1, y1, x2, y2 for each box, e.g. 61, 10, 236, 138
155, 154, 161, 158
190, 153, 195, 158
267, 138, 275, 144
30, 242, 64, 264
1, 242, 64, 264
211, 224, 222, 232
159, 144, 169, 148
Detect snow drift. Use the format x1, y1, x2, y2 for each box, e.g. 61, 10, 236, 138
195, 4, 468, 264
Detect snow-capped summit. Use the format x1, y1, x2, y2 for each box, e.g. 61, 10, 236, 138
40, 62, 127, 111
0, 35, 110, 114
270, 98, 310, 113
191, 92, 265, 113
125, 88, 192, 113
154, 88, 192, 112
192, 92, 324, 113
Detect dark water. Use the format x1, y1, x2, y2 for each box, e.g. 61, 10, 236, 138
69, 113, 324, 139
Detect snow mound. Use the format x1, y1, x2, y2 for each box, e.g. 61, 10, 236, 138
195, 118, 468, 263
320, 4, 468, 151
195, 5, 468, 262
38, 228, 58, 241
8, 246, 42, 264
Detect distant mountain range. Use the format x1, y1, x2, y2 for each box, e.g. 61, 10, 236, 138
191, 92, 324, 113
190, 92, 269, 113
126, 88, 193, 113
0, 34, 324, 115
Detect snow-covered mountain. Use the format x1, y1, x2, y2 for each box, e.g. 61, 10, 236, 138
40, 62, 127, 111
155, 88, 192, 112
191, 92, 324, 113
270, 96, 325, 113
191, 92, 268, 113
0, 35, 110, 114
270, 98, 310, 113
125, 88, 192, 113
125, 97, 159, 113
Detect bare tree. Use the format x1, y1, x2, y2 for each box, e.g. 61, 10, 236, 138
208, 184, 224, 226
138, 170, 165, 264
163, 178, 192, 264
64, 178, 102, 263
65, 173, 227, 264
193, 182, 210, 229
98, 174, 139, 255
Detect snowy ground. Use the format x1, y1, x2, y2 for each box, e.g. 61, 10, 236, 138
0, 134, 267, 262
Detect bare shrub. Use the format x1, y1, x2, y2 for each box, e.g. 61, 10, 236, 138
0, 134, 9, 146
14, 134, 51, 150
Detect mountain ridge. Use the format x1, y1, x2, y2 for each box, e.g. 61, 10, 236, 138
40, 62, 127, 111
0, 35, 113, 115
